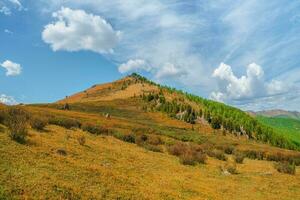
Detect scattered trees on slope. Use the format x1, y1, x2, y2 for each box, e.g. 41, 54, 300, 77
134, 73, 299, 150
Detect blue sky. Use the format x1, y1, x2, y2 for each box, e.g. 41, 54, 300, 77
1, 0, 300, 111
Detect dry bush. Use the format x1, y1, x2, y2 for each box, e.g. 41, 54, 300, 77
168, 142, 188, 156
224, 145, 235, 154
49, 117, 81, 129
30, 117, 48, 131
121, 133, 136, 143
147, 135, 163, 145
135, 134, 148, 145
243, 150, 265, 160
234, 152, 245, 164
57, 148, 67, 156
193, 151, 207, 164
180, 152, 197, 165
274, 162, 296, 175
266, 152, 300, 166
143, 144, 163, 153
81, 123, 109, 135
169, 142, 207, 165
77, 135, 86, 146
221, 161, 238, 174
0, 108, 5, 124
208, 149, 227, 161
5, 107, 29, 143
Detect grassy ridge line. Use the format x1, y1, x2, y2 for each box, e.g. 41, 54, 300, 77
129, 73, 299, 150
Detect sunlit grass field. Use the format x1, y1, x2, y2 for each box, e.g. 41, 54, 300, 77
0, 125, 299, 200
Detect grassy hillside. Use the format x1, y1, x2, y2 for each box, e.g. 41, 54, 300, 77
0, 124, 299, 200
54, 73, 300, 150
1, 74, 300, 199
257, 116, 300, 146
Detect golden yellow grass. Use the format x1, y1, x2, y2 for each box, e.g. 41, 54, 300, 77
0, 125, 299, 200
58, 77, 159, 103
25, 104, 300, 159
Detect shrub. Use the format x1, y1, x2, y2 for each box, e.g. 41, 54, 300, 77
81, 123, 109, 135
265, 152, 300, 166
135, 134, 148, 145
0, 109, 5, 124
121, 134, 136, 143
168, 142, 188, 156
194, 151, 207, 164
49, 117, 81, 129
143, 144, 163, 153
57, 148, 67, 156
5, 107, 29, 143
234, 152, 245, 164
208, 149, 227, 161
77, 135, 86, 146
147, 135, 163, 145
221, 161, 238, 174
224, 145, 235, 154
243, 150, 265, 160
274, 162, 296, 175
169, 142, 207, 165
179, 151, 197, 166
30, 117, 48, 131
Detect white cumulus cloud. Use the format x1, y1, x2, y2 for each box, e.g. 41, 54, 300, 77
42, 7, 121, 54
0, 6, 11, 15
118, 59, 149, 74
1, 60, 22, 76
0, 94, 17, 105
210, 62, 287, 103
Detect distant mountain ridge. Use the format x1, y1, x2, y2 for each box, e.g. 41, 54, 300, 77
253, 109, 300, 120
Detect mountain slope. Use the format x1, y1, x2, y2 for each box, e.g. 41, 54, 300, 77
255, 109, 300, 120
53, 73, 298, 150
257, 116, 300, 145
1, 74, 300, 199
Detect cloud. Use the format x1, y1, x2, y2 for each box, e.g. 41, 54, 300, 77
42, 7, 121, 54
118, 59, 149, 74
0, 94, 17, 105
0, 6, 11, 15
35, 1, 300, 111
1, 60, 22, 76
8, 0, 22, 8
155, 63, 184, 79
4, 29, 13, 34
210, 62, 288, 103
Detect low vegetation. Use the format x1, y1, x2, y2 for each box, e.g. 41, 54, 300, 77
131, 73, 299, 151
0, 74, 299, 198
4, 107, 29, 143
168, 142, 207, 165
30, 117, 48, 131
221, 160, 238, 175
49, 117, 81, 129
77, 135, 86, 146
207, 149, 227, 161
81, 123, 110, 135
274, 162, 296, 175
234, 152, 246, 164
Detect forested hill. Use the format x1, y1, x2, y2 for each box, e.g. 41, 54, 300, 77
129, 73, 299, 150
54, 73, 299, 150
